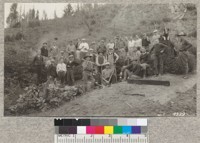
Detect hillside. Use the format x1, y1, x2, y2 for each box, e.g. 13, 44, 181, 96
4, 3, 197, 116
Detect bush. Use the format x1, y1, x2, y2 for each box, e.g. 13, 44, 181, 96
140, 20, 147, 25
28, 20, 40, 28
15, 32, 24, 40
162, 17, 171, 23
150, 20, 162, 26
5, 35, 13, 42
13, 22, 21, 28
186, 4, 196, 11
188, 31, 197, 38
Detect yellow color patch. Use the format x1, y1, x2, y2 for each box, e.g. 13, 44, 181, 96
104, 126, 114, 134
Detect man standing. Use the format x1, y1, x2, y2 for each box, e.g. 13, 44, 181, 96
50, 38, 59, 58
134, 35, 142, 48
32, 50, 46, 85
41, 42, 48, 57
67, 40, 76, 56
127, 36, 135, 61
151, 30, 160, 47
56, 59, 67, 85
66, 55, 78, 86
150, 41, 167, 76
142, 33, 151, 52
97, 40, 107, 55
47, 58, 57, 81
78, 38, 90, 59
106, 47, 119, 70
106, 39, 115, 52
82, 53, 95, 88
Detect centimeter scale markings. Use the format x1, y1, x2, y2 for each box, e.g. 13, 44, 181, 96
55, 134, 148, 143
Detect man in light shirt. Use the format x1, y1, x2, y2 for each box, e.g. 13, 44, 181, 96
78, 39, 89, 52
56, 59, 67, 85
127, 36, 136, 61
78, 38, 90, 60
151, 29, 160, 47
106, 39, 115, 52
134, 35, 142, 48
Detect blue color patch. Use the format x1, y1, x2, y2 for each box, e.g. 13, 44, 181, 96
132, 126, 141, 134
122, 126, 132, 134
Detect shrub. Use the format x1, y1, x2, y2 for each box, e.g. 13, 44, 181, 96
186, 4, 196, 11
162, 17, 171, 23
5, 35, 13, 42
15, 32, 24, 40
28, 20, 40, 28
13, 22, 21, 28
140, 20, 147, 25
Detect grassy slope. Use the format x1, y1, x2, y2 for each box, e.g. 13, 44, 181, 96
4, 4, 197, 112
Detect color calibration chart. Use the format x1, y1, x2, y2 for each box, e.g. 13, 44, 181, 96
54, 118, 148, 143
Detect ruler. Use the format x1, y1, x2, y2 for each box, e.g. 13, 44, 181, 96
54, 134, 148, 143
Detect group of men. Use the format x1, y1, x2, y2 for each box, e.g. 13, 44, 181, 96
32, 27, 190, 88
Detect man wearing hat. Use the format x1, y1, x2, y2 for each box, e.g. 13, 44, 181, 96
66, 40, 76, 57
106, 39, 115, 52
142, 33, 151, 52
56, 58, 67, 85
105, 47, 119, 69
66, 54, 79, 86
97, 40, 107, 55
32, 50, 46, 85
78, 38, 89, 52
47, 58, 57, 81
175, 33, 191, 79
41, 42, 48, 57
102, 62, 115, 86
151, 29, 160, 48
78, 38, 90, 60
82, 53, 95, 86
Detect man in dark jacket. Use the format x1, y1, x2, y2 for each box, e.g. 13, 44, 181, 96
66, 54, 79, 86
41, 42, 48, 57
142, 33, 151, 52
97, 40, 107, 55
47, 58, 57, 80
150, 40, 167, 76
32, 50, 46, 84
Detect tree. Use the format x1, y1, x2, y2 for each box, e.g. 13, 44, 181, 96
36, 10, 39, 20
63, 3, 73, 17
6, 3, 19, 28
54, 10, 57, 19
42, 10, 48, 20
31, 8, 35, 19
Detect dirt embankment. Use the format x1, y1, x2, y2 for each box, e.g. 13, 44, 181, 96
29, 73, 196, 117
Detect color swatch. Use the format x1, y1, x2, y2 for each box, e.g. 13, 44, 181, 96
55, 119, 147, 135
55, 118, 147, 126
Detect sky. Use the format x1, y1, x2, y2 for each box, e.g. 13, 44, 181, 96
4, 3, 81, 28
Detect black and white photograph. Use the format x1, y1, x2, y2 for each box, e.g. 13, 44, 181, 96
4, 3, 197, 116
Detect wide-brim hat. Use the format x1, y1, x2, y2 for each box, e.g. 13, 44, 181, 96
153, 29, 158, 33
104, 62, 110, 66
109, 46, 114, 50
69, 54, 74, 58
176, 32, 187, 37
84, 53, 92, 59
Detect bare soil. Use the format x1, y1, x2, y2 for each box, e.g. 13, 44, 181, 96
30, 73, 196, 117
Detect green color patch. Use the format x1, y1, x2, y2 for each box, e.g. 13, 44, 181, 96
114, 126, 122, 134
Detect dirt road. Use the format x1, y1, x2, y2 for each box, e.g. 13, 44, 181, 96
31, 73, 196, 117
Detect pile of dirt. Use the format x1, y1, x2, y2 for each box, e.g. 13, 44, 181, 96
8, 82, 84, 115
